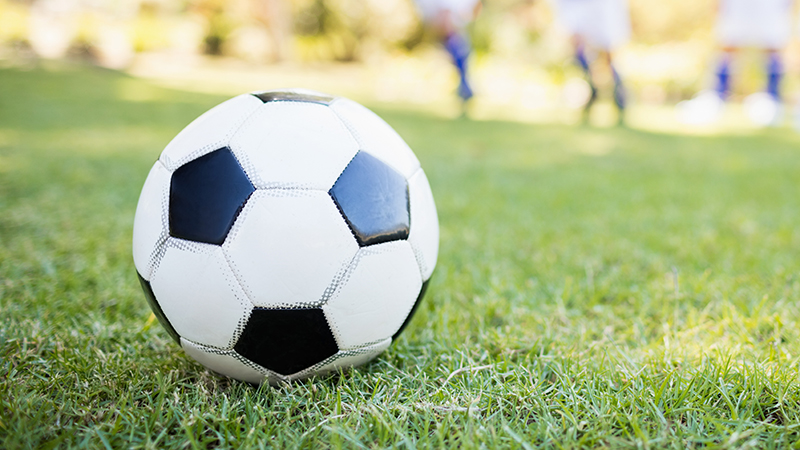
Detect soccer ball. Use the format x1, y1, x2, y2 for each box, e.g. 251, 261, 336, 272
132, 90, 438, 385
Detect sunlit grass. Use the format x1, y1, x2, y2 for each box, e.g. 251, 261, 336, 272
2, 61, 800, 448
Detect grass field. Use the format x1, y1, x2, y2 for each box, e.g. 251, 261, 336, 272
2, 61, 800, 449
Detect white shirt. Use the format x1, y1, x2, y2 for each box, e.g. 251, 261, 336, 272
414, 0, 480, 27
717, 0, 794, 48
552, 0, 631, 50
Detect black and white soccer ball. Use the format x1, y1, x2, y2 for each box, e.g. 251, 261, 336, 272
132, 90, 438, 385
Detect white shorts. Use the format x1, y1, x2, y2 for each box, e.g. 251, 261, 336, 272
414, 0, 480, 28
717, 0, 793, 48
552, 0, 631, 50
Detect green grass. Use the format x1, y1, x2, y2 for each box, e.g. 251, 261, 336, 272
2, 61, 800, 449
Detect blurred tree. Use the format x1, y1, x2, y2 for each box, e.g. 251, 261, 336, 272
293, 0, 362, 61
190, 0, 234, 55
292, 0, 417, 62
629, 0, 714, 43
132, 1, 170, 53
253, 0, 293, 61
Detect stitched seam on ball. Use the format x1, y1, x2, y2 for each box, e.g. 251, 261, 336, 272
228, 112, 266, 189
409, 239, 429, 282
329, 102, 364, 151
328, 184, 360, 244
324, 242, 394, 306
231, 103, 355, 191
230, 351, 276, 378
217, 248, 254, 350
318, 256, 357, 306
408, 168, 433, 280
204, 200, 256, 350
340, 337, 392, 352
288, 338, 389, 381
325, 101, 362, 156
260, 187, 318, 198
221, 190, 329, 310
329, 102, 419, 177
395, 242, 425, 329
324, 242, 413, 349
184, 337, 229, 354
147, 235, 168, 282
185, 339, 272, 381
146, 160, 172, 279
147, 236, 175, 284
226, 97, 263, 145
166, 237, 212, 253
186, 339, 270, 376
220, 201, 258, 312
256, 182, 317, 191
165, 99, 261, 171
152, 238, 213, 290
408, 166, 423, 182
319, 251, 362, 347
319, 244, 391, 347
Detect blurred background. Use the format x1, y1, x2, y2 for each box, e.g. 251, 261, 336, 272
2, 0, 800, 130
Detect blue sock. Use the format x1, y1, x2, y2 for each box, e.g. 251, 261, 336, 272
444, 32, 473, 101
575, 45, 597, 98
715, 56, 731, 99
575, 45, 591, 73
612, 65, 625, 110
767, 53, 783, 100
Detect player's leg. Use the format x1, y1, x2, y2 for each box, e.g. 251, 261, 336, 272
715, 48, 735, 100
745, 48, 784, 127
676, 49, 731, 125
765, 49, 783, 100
572, 36, 597, 118
605, 51, 626, 122
442, 29, 474, 104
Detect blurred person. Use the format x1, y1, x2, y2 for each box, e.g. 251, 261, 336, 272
28, 0, 81, 59
414, 0, 482, 115
28, 0, 137, 67
551, 0, 631, 124
678, 0, 793, 126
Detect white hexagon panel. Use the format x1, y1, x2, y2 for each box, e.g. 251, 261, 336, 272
150, 240, 253, 349
223, 189, 359, 309
407, 169, 439, 281
291, 338, 392, 380
323, 241, 422, 349
229, 101, 359, 190
132, 161, 170, 281
181, 339, 269, 385
160, 94, 263, 171
330, 98, 421, 179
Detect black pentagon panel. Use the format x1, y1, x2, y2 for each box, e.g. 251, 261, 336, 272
392, 278, 431, 341
137, 272, 181, 344
329, 151, 410, 247
169, 148, 255, 245
251, 91, 334, 105
234, 308, 339, 376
